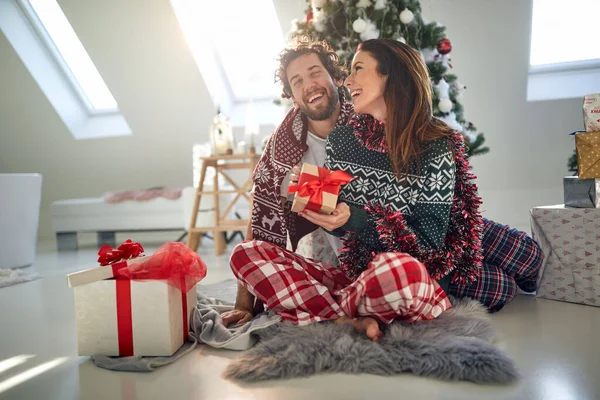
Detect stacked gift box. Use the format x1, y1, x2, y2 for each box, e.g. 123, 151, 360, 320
530, 93, 600, 307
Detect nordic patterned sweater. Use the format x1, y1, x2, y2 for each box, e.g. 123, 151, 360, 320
325, 124, 455, 249
324, 122, 483, 290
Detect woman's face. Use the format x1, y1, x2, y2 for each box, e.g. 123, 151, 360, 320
345, 50, 387, 121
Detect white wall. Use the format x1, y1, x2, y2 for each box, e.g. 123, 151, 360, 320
0, 0, 580, 241
418, 0, 579, 232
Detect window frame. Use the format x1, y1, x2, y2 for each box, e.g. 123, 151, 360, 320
527, 1, 600, 101
17, 0, 119, 116
170, 0, 286, 127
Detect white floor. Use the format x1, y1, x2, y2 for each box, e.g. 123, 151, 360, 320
1, 238, 599, 400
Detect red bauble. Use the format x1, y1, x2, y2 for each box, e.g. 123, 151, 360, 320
437, 38, 452, 55
306, 11, 313, 22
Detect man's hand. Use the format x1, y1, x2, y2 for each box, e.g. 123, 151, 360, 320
290, 165, 301, 185
300, 202, 350, 231
221, 308, 253, 327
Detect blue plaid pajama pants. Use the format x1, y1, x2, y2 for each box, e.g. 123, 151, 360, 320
447, 218, 543, 312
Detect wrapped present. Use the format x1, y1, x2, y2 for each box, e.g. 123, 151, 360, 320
67, 240, 206, 357
564, 176, 600, 208
583, 93, 600, 132
288, 163, 353, 214
575, 131, 600, 179
530, 205, 600, 307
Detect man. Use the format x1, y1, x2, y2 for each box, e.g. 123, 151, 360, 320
221, 37, 542, 327
222, 37, 352, 326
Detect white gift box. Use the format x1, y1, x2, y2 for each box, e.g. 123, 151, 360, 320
67, 256, 197, 357
530, 205, 600, 307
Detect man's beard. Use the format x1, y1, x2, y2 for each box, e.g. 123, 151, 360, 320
300, 88, 339, 121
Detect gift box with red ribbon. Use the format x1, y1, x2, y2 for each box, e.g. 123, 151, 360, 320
67, 240, 206, 357
288, 163, 353, 214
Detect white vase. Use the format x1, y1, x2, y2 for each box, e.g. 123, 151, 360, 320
0, 173, 42, 269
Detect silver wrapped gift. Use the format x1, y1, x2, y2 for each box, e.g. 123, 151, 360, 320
563, 176, 600, 208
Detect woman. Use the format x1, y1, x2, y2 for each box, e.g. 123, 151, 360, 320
229, 39, 482, 341
308, 39, 483, 288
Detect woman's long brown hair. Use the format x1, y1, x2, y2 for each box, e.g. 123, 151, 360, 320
357, 39, 454, 176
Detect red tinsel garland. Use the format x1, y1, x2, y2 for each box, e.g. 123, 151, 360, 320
349, 114, 387, 153
339, 132, 483, 285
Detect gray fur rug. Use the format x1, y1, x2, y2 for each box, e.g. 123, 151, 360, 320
224, 297, 519, 384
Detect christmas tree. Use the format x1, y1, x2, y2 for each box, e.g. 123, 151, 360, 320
568, 150, 577, 173
289, 0, 489, 157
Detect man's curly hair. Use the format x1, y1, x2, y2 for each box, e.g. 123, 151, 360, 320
275, 36, 348, 100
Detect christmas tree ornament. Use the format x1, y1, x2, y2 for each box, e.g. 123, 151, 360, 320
437, 38, 452, 55
374, 0, 387, 10
438, 98, 453, 113
400, 9, 414, 24
356, 0, 372, 8
353, 18, 367, 33
360, 19, 380, 41
306, 10, 313, 22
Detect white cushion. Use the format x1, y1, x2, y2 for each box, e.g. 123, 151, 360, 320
51, 196, 184, 232
50, 186, 240, 233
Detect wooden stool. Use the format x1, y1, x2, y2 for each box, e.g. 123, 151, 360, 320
186, 153, 258, 255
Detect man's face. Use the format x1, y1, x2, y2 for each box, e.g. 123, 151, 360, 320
286, 53, 340, 121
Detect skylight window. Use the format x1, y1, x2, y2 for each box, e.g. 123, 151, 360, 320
24, 0, 118, 112
527, 0, 600, 101
530, 0, 600, 67
171, 0, 285, 107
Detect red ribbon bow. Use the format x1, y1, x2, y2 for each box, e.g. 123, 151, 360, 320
288, 167, 354, 212
97, 239, 145, 266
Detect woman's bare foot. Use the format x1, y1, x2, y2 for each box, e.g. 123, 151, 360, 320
334, 316, 383, 341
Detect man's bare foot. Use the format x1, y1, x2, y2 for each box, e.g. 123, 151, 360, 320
334, 316, 383, 341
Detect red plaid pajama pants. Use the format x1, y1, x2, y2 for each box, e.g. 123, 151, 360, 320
230, 240, 451, 325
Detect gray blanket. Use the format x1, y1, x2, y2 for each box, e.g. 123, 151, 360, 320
92, 284, 280, 372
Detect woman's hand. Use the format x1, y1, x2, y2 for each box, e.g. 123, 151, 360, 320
300, 202, 350, 231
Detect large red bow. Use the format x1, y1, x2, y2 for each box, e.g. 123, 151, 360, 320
288, 168, 354, 212
97, 239, 145, 266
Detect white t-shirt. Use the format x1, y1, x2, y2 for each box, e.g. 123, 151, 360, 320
281, 131, 344, 261
281, 131, 327, 197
